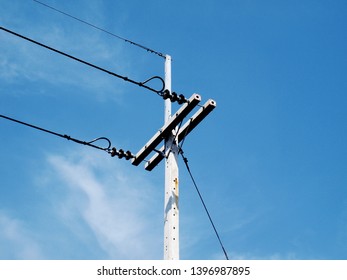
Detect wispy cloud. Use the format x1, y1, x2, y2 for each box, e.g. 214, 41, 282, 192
0, 211, 44, 259
43, 149, 162, 259
0, 3, 129, 102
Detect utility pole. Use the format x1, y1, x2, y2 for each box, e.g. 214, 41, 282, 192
132, 55, 216, 260
163, 55, 179, 260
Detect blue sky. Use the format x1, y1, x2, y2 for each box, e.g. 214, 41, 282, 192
0, 0, 346, 260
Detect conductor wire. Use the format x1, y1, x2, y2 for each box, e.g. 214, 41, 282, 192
0, 113, 112, 152
0, 26, 165, 96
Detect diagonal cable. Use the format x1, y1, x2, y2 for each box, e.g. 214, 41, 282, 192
33, 0, 166, 58
180, 151, 230, 260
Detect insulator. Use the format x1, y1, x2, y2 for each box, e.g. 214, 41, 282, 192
170, 92, 178, 102
125, 150, 134, 160
163, 89, 171, 100
110, 147, 118, 157
117, 149, 125, 159
178, 94, 187, 104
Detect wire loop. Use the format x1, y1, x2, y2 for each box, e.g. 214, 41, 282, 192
87, 137, 112, 150
141, 76, 166, 95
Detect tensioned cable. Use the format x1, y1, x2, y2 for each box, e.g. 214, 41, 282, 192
0, 26, 165, 96
180, 150, 230, 260
0, 113, 113, 153
33, 0, 166, 59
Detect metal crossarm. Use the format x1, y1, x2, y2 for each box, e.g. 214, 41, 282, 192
145, 99, 216, 171
132, 93, 201, 166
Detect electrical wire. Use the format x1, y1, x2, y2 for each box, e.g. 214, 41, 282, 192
0, 26, 165, 96
0, 113, 112, 153
33, 0, 166, 59
180, 150, 230, 260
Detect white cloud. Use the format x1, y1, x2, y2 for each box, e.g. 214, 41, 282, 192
0, 4, 129, 102
0, 212, 44, 259
44, 149, 162, 259
1, 30, 125, 97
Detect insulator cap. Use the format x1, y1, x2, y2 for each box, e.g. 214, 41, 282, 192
118, 149, 125, 159
125, 150, 134, 160
170, 92, 178, 102
178, 94, 187, 104
110, 147, 118, 157
163, 89, 171, 100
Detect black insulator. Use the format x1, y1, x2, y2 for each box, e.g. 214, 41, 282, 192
117, 149, 125, 159
163, 89, 171, 100
170, 92, 178, 102
125, 150, 134, 160
178, 94, 187, 104
110, 147, 118, 157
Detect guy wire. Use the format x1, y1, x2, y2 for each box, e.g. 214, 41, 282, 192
180, 150, 230, 260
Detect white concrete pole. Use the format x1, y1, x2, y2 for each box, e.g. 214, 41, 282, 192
164, 55, 179, 260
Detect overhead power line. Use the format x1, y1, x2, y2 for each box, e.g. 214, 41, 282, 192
0, 113, 135, 160
0, 26, 165, 96
33, 0, 166, 59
